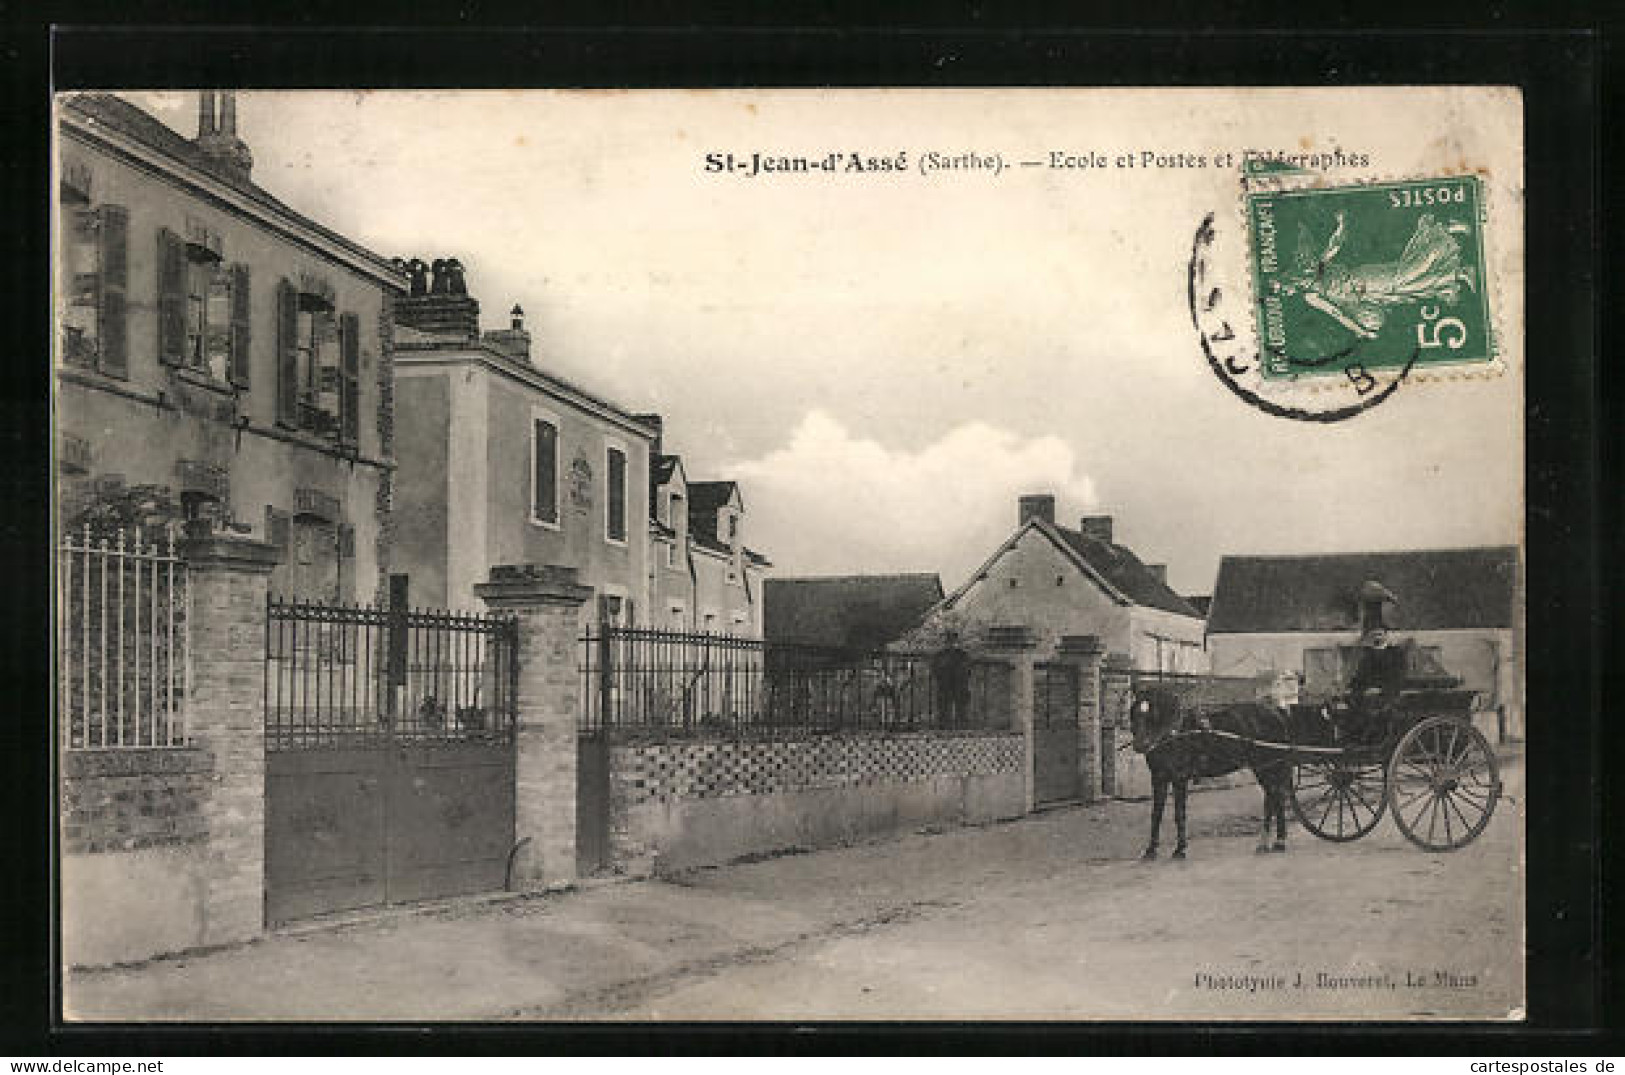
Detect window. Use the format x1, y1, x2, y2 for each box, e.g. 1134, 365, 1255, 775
57, 202, 128, 377
530, 414, 559, 526
605, 443, 628, 543
665, 541, 677, 569
724, 512, 739, 547
276, 278, 347, 436
669, 603, 686, 629
159, 227, 249, 385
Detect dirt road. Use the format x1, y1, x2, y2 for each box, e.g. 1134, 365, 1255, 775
65, 752, 1523, 1022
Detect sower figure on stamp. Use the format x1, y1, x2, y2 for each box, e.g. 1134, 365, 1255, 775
1282, 210, 1479, 339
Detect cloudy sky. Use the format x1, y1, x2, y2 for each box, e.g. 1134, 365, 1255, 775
124, 88, 1523, 595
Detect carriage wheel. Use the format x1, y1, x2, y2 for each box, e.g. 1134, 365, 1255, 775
1387, 716, 1501, 852
1291, 757, 1389, 841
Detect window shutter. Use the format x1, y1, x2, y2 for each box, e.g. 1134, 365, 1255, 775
156, 227, 187, 367
340, 312, 360, 445
276, 279, 298, 424
228, 263, 252, 388
96, 205, 129, 378
315, 310, 341, 432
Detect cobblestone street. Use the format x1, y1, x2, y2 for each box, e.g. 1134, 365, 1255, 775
66, 751, 1523, 1023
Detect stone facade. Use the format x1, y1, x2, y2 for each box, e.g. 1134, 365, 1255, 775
55, 93, 402, 605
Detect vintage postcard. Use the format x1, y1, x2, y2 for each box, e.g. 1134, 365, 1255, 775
54, 87, 1524, 1021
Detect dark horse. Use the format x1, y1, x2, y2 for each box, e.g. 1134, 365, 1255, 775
1129, 687, 1297, 859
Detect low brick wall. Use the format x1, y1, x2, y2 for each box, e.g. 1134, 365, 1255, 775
608, 731, 1025, 874
60, 748, 216, 967
61, 748, 212, 853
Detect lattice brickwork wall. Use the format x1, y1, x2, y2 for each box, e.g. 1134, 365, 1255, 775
611, 731, 1023, 808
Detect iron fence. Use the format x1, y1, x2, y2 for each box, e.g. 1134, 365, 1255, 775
580, 626, 1011, 740
57, 525, 189, 749
266, 598, 517, 750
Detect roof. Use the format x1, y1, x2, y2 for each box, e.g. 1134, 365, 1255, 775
1050, 525, 1202, 617
61, 93, 404, 287
1206, 547, 1519, 634
687, 481, 741, 547
765, 574, 945, 651
652, 455, 682, 487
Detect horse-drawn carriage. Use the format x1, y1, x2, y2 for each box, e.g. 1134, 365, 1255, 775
1130, 635, 1504, 856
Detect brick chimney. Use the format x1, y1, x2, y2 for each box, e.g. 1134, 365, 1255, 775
1146, 564, 1167, 585
394, 257, 480, 340
1018, 494, 1055, 527
193, 91, 254, 183
1079, 515, 1114, 543
482, 303, 532, 361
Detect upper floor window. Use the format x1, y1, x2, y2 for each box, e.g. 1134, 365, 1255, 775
530, 414, 559, 526
724, 512, 739, 547
57, 200, 128, 378
275, 278, 358, 444
605, 443, 628, 544
159, 227, 249, 387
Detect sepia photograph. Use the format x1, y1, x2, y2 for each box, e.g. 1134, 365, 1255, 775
52, 85, 1525, 1023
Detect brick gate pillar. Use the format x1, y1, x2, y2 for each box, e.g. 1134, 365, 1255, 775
178, 533, 279, 945
1099, 652, 1136, 798
1055, 634, 1106, 802
981, 624, 1039, 814
474, 564, 593, 890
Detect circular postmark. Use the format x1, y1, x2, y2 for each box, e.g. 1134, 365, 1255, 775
1188, 211, 1417, 423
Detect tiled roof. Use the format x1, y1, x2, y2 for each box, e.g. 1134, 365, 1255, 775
765, 574, 945, 651
1050, 525, 1202, 618
1206, 547, 1519, 634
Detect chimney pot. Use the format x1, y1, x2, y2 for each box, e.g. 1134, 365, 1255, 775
1079, 515, 1114, 544
1018, 494, 1056, 528
510, 304, 525, 330
197, 91, 216, 137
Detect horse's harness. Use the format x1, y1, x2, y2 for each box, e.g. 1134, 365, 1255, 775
1126, 706, 1348, 757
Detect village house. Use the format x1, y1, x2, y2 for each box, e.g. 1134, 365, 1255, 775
389, 273, 658, 624
764, 573, 944, 652
55, 92, 403, 602
1205, 547, 1522, 741
918, 494, 1208, 671
645, 419, 770, 636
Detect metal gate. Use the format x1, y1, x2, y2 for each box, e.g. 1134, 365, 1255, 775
1033, 662, 1081, 805
264, 598, 518, 926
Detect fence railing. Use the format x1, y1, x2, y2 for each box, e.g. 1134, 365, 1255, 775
265, 598, 518, 751
580, 626, 1012, 740
57, 525, 190, 749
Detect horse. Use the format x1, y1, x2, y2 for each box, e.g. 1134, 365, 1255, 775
1128, 686, 1297, 860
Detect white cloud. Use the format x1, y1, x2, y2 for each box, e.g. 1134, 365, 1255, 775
732, 411, 1096, 584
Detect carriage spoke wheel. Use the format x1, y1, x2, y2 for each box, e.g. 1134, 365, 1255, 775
1386, 716, 1501, 852
1291, 757, 1388, 841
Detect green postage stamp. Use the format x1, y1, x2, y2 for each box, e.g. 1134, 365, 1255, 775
1246, 176, 1493, 378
